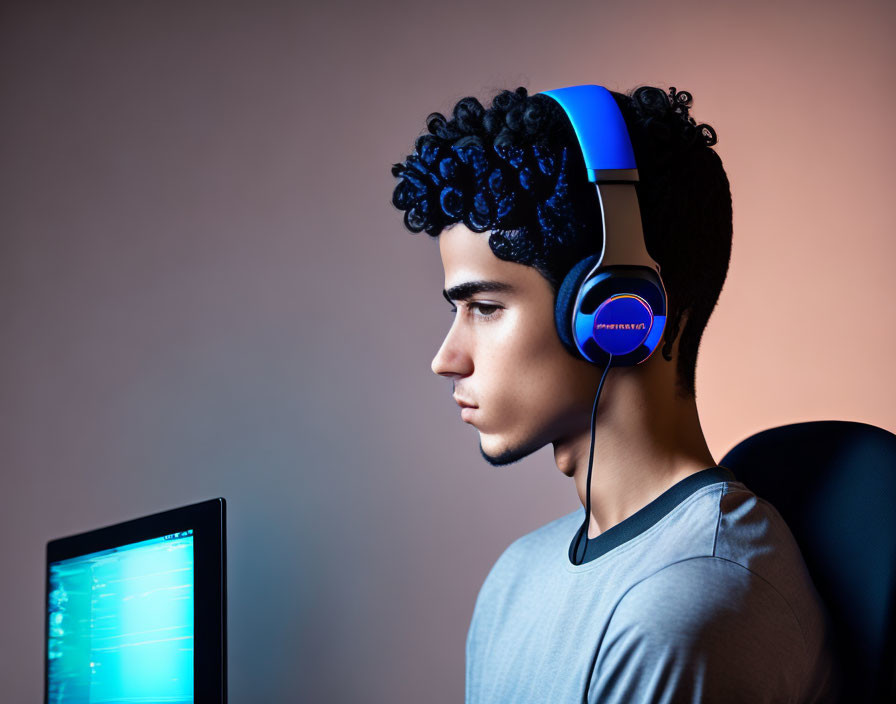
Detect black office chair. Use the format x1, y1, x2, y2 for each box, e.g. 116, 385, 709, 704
720, 420, 896, 704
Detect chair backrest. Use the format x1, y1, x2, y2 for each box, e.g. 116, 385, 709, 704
720, 420, 896, 704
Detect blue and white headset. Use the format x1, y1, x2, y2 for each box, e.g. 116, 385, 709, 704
536, 84, 667, 368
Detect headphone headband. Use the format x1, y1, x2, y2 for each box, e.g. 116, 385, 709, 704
536, 85, 638, 183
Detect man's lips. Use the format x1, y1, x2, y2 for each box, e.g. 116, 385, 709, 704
454, 396, 477, 409
454, 397, 478, 423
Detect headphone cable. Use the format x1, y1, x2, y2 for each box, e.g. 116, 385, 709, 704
572, 353, 614, 566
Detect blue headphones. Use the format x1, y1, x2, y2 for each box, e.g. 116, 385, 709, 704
536, 85, 667, 368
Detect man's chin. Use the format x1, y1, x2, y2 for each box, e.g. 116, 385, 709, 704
478, 434, 543, 467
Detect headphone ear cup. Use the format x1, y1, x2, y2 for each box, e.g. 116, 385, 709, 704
554, 253, 601, 357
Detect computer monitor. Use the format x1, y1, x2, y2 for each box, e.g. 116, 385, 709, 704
45, 498, 227, 704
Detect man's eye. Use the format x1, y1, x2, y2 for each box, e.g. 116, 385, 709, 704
469, 302, 501, 318
447, 302, 502, 319
467, 301, 502, 320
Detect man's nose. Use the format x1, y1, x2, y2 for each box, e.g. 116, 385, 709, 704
431, 323, 472, 378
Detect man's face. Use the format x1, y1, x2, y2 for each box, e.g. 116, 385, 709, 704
432, 223, 603, 466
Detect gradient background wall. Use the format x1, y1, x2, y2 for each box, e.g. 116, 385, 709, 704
2, 0, 894, 701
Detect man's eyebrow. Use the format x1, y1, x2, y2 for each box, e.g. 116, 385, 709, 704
442, 280, 515, 304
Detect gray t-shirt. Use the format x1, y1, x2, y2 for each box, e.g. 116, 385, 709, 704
465, 466, 842, 703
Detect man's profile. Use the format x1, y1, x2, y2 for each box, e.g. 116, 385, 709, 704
390, 84, 841, 703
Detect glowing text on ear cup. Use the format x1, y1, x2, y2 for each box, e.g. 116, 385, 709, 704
591, 294, 654, 355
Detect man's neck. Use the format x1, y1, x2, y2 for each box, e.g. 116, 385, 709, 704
552, 360, 716, 540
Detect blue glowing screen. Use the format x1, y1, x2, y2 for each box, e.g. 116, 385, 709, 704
48, 531, 195, 703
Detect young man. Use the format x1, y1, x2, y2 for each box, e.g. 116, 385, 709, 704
390, 84, 842, 703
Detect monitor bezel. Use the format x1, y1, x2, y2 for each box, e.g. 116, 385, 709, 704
45, 497, 227, 704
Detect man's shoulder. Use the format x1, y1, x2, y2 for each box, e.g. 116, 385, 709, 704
610, 556, 803, 640
496, 508, 582, 565
715, 485, 806, 564
476, 509, 580, 590
590, 557, 814, 703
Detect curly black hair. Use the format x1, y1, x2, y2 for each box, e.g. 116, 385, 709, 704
390, 84, 732, 398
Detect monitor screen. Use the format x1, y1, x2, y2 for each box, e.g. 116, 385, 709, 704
48, 531, 196, 702
46, 498, 225, 704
